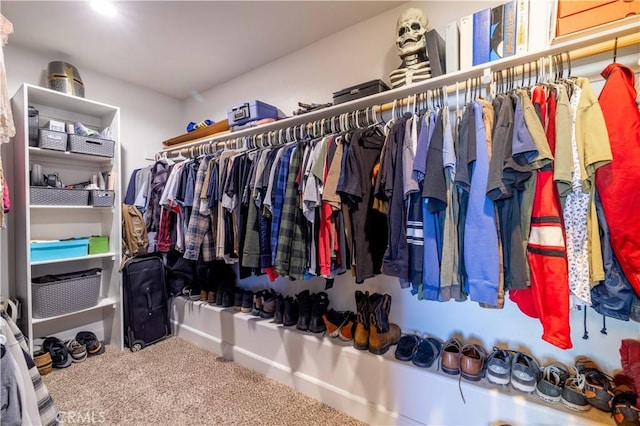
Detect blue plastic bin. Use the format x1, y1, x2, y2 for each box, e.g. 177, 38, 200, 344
30, 238, 90, 262
227, 100, 278, 126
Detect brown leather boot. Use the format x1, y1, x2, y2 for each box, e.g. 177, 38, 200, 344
354, 290, 370, 350
368, 293, 401, 355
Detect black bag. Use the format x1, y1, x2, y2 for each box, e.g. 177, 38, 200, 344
122, 255, 170, 351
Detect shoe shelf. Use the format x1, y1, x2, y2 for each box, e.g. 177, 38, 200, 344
171, 297, 613, 426
30, 252, 117, 266
32, 297, 117, 325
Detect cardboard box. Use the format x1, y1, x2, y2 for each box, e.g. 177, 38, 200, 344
556, 0, 640, 36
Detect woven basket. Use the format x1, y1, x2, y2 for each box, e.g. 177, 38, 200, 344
32, 269, 101, 318
30, 187, 89, 206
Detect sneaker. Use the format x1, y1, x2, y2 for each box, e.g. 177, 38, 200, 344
536, 363, 570, 403
241, 290, 254, 314
65, 339, 88, 363
576, 356, 615, 412
610, 386, 640, 426
561, 367, 591, 412
485, 347, 513, 386
511, 352, 540, 393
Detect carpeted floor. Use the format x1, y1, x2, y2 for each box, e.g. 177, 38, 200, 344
42, 336, 365, 426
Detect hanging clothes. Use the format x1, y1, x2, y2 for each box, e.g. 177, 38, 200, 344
596, 63, 640, 297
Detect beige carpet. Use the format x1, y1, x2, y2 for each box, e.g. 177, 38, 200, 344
42, 336, 365, 426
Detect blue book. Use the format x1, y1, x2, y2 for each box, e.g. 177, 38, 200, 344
490, 4, 504, 61
473, 8, 491, 66
503, 0, 517, 57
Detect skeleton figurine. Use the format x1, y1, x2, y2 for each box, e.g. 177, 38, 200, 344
389, 8, 431, 89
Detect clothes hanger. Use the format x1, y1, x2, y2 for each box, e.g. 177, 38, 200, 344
613, 37, 618, 63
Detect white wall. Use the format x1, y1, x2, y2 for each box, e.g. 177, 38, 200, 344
183, 0, 640, 376
1, 43, 183, 298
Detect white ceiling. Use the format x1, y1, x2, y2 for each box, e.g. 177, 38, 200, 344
2, 1, 403, 100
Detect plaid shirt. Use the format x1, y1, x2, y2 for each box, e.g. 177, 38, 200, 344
270, 145, 295, 263
275, 145, 305, 278
184, 156, 214, 261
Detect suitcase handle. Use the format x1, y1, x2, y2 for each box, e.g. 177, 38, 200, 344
146, 289, 152, 312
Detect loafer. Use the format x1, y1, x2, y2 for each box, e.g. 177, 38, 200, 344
440, 337, 462, 376
460, 344, 487, 382
394, 335, 419, 362
412, 337, 442, 369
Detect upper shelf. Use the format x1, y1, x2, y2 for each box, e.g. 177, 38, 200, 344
25, 84, 119, 118
161, 16, 640, 153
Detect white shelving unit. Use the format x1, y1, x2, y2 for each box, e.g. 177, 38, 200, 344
11, 83, 123, 354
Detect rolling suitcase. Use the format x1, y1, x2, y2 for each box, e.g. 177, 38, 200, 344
122, 255, 170, 351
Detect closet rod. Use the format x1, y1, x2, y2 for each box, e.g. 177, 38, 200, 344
159, 17, 639, 158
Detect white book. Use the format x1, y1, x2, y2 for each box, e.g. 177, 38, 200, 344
459, 14, 473, 70
528, 0, 556, 52
515, 0, 529, 54
445, 20, 459, 73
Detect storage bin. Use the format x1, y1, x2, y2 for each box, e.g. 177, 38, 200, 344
89, 236, 109, 255
227, 100, 278, 127
68, 134, 115, 157
30, 187, 89, 206
333, 80, 390, 105
556, 0, 640, 36
30, 238, 89, 262
38, 129, 68, 151
90, 190, 115, 207
31, 268, 101, 318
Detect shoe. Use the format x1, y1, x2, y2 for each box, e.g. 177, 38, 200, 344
33, 350, 53, 376
610, 385, 640, 426
395, 334, 419, 361
412, 337, 442, 369
338, 312, 356, 342
207, 290, 216, 304
296, 290, 312, 331
440, 337, 462, 376
322, 309, 348, 338
368, 293, 401, 355
43, 337, 72, 368
309, 292, 329, 333
222, 287, 234, 308
511, 351, 540, 393
273, 294, 284, 324
485, 347, 512, 385
576, 356, 615, 412
215, 287, 225, 306
65, 339, 88, 363
233, 288, 244, 311
251, 290, 265, 316
354, 290, 370, 350
283, 296, 299, 326
460, 344, 487, 382
561, 367, 591, 412
76, 331, 105, 356
199, 290, 207, 302
241, 290, 254, 314
536, 363, 570, 403
260, 292, 276, 319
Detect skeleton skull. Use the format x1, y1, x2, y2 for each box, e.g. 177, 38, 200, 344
396, 8, 429, 58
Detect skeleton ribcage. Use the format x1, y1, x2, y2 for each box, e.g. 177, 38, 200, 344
389, 61, 432, 89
